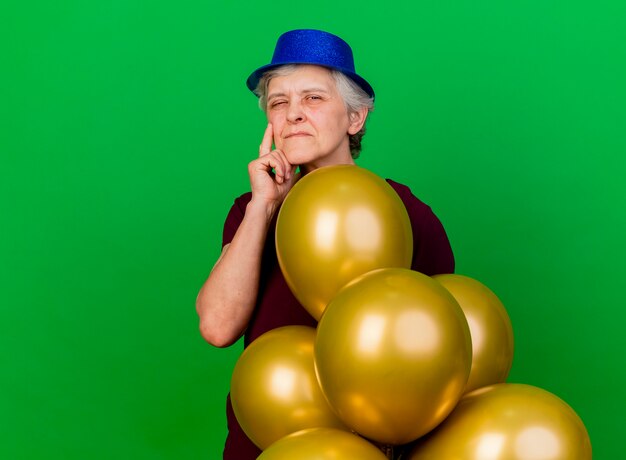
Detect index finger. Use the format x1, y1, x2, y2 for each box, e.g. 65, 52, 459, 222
259, 123, 273, 157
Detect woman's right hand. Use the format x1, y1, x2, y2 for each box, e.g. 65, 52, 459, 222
248, 123, 299, 216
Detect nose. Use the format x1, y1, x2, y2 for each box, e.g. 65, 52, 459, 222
286, 100, 305, 123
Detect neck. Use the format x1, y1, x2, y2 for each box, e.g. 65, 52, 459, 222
300, 156, 355, 175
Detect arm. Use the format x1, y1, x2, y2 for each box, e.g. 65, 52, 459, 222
196, 124, 298, 347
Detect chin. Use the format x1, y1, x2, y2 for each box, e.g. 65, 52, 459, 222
284, 150, 317, 166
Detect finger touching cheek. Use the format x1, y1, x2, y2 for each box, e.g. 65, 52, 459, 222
272, 127, 282, 148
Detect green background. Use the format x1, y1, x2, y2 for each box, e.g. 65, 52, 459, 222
2, 0, 625, 458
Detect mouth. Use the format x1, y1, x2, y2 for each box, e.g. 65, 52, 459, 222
284, 132, 312, 139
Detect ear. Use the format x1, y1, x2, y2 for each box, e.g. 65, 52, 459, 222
347, 107, 369, 135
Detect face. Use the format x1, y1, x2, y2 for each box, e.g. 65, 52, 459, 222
266, 65, 366, 173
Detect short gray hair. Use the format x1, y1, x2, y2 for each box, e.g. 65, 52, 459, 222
254, 65, 374, 159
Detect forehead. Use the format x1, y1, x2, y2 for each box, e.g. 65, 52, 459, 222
268, 65, 337, 94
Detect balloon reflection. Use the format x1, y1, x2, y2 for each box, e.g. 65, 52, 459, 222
475, 433, 506, 460
314, 210, 339, 253
357, 314, 387, 356
464, 313, 484, 352
345, 206, 382, 253
345, 392, 385, 427
394, 310, 440, 355
269, 366, 300, 401
515, 426, 561, 459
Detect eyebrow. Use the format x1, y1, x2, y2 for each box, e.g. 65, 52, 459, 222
267, 87, 330, 101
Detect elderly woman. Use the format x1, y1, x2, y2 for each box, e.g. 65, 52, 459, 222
196, 29, 455, 459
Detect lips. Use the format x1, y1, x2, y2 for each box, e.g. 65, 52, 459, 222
285, 132, 312, 138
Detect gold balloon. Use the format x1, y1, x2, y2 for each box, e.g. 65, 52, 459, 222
433, 274, 514, 393
314, 268, 472, 445
257, 428, 389, 460
230, 326, 347, 450
276, 165, 413, 321
405, 383, 592, 460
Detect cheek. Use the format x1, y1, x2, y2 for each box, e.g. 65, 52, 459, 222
317, 109, 350, 133
318, 118, 347, 142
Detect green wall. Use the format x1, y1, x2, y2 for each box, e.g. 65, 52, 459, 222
2, 0, 624, 458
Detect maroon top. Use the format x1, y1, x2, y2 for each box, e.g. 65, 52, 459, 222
220, 179, 455, 459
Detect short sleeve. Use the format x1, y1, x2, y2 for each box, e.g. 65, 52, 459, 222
387, 180, 455, 276
222, 192, 253, 248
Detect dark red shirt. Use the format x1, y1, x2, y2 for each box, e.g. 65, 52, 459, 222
220, 179, 454, 459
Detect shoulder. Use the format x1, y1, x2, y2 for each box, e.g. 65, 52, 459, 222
223, 191, 253, 219
385, 179, 433, 216
384, 177, 447, 239
231, 191, 252, 212
385, 179, 455, 274
222, 191, 252, 247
